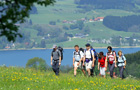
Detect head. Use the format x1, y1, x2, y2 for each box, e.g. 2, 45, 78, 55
99, 52, 104, 59
74, 45, 79, 51
53, 45, 57, 51
107, 46, 112, 52
118, 50, 122, 56
85, 43, 91, 50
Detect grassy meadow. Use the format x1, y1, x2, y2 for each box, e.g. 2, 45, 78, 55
0, 67, 140, 90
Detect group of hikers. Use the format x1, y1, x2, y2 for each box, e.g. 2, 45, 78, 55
51, 44, 127, 79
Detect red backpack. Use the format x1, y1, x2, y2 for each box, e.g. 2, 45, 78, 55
107, 51, 116, 64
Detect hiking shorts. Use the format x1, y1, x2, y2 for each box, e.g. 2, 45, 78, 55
100, 67, 106, 76
74, 61, 81, 68
85, 61, 93, 70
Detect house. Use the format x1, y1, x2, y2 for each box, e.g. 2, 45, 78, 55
89, 19, 94, 22
94, 17, 104, 21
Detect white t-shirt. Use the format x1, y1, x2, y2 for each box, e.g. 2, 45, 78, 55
73, 51, 84, 61
84, 49, 94, 59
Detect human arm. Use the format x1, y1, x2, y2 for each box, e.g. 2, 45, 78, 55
73, 57, 75, 66
124, 56, 126, 68
92, 51, 95, 67
98, 62, 100, 70
58, 51, 61, 65
51, 56, 53, 66
105, 54, 108, 70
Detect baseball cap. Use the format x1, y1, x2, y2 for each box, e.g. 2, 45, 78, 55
52, 45, 57, 49
85, 43, 90, 47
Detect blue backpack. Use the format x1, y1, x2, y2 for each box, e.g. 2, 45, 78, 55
91, 48, 98, 60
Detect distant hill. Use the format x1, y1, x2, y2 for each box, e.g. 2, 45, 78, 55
75, 0, 136, 11
103, 15, 140, 32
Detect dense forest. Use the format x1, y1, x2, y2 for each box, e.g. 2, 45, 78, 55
125, 51, 140, 78
75, 0, 136, 10
103, 15, 140, 32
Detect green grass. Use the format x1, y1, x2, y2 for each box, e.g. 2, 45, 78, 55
0, 67, 140, 90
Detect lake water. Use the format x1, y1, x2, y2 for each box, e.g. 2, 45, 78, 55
0, 48, 140, 67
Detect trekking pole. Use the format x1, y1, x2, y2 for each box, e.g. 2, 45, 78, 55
124, 68, 129, 76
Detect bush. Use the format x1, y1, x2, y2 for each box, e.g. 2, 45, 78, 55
49, 21, 56, 25
26, 57, 48, 71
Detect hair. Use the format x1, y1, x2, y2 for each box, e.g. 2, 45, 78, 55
107, 46, 112, 50
99, 52, 104, 59
74, 45, 79, 48
118, 50, 122, 55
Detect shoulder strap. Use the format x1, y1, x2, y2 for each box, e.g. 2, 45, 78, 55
90, 50, 93, 59
57, 50, 60, 56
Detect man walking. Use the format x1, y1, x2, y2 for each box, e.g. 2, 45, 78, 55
73, 45, 85, 77
83, 43, 95, 77
51, 45, 61, 76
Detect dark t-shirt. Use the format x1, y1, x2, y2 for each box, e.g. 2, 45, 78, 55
51, 49, 61, 60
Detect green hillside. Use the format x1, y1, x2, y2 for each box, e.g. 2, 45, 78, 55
25, 0, 140, 48
0, 67, 140, 90
2, 0, 139, 49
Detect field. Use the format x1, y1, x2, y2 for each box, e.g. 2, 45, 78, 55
0, 67, 140, 90
21, 0, 140, 48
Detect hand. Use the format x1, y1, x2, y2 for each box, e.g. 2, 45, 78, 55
115, 65, 117, 68
77, 62, 80, 66
51, 62, 53, 66
124, 66, 126, 69
73, 63, 74, 66
83, 63, 85, 66
92, 64, 94, 67
59, 63, 61, 66
98, 67, 99, 70
105, 67, 107, 71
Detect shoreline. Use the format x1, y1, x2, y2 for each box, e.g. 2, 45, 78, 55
1, 46, 140, 51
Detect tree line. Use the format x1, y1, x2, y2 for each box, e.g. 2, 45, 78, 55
75, 0, 136, 11
103, 15, 140, 32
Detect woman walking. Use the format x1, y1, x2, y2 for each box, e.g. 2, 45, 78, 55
117, 51, 126, 79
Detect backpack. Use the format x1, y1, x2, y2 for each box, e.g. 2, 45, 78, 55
116, 55, 125, 64
91, 48, 98, 60
74, 48, 84, 58
57, 46, 63, 60
107, 51, 116, 64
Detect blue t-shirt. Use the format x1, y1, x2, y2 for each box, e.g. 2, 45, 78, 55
117, 56, 126, 67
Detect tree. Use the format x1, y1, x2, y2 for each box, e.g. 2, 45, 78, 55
77, 20, 84, 30
41, 40, 46, 48
111, 36, 121, 46
26, 57, 48, 71
49, 21, 56, 25
29, 19, 33, 25
0, 0, 55, 42
129, 37, 134, 46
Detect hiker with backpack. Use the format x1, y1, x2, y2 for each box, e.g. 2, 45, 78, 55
98, 52, 106, 78
90, 47, 98, 77
73, 45, 85, 77
51, 45, 62, 76
105, 46, 117, 78
83, 43, 95, 77
117, 50, 126, 79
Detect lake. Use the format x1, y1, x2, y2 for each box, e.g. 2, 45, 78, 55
0, 48, 140, 67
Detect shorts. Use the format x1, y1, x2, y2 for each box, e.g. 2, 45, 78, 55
74, 61, 81, 68
74, 61, 85, 70
85, 61, 93, 70
100, 67, 105, 76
